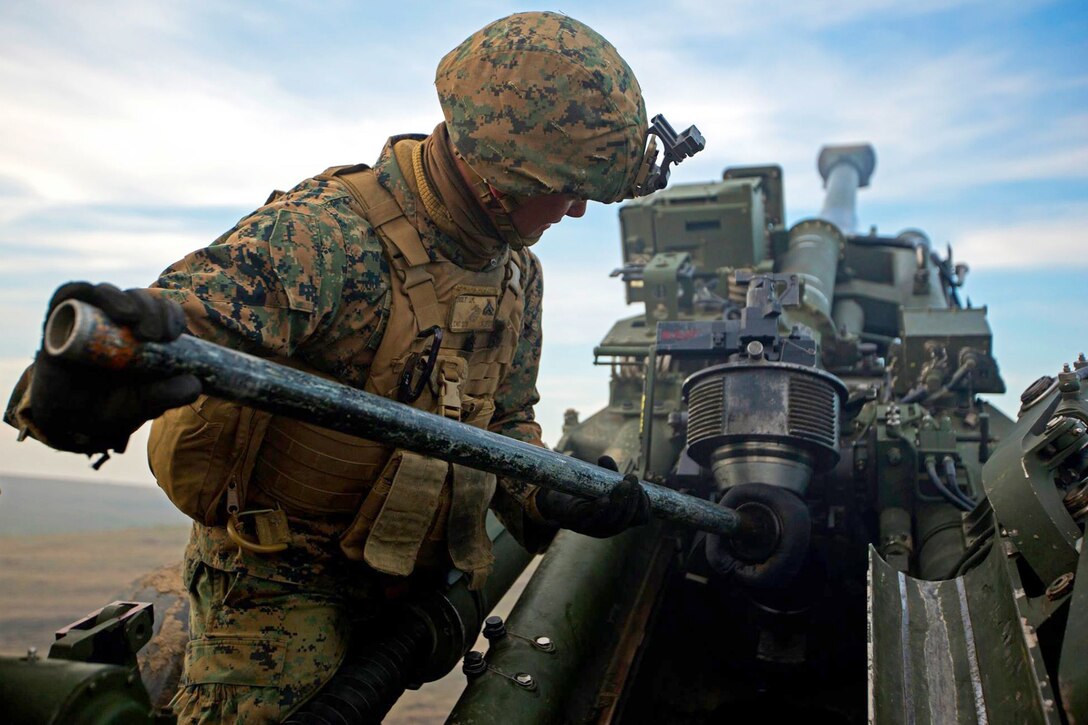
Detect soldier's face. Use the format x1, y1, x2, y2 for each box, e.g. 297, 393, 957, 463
510, 195, 588, 237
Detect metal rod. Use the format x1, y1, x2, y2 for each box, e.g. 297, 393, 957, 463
45, 299, 741, 538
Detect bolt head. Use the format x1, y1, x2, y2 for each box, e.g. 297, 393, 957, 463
462, 650, 488, 677
1046, 572, 1075, 600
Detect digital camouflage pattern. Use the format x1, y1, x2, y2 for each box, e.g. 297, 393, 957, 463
436, 11, 648, 204
150, 137, 545, 457
149, 136, 549, 721
170, 522, 446, 723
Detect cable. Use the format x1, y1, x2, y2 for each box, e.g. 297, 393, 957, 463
943, 456, 975, 507
925, 457, 973, 512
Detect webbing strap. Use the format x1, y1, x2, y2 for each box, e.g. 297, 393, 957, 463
400, 266, 442, 331
327, 166, 442, 331
334, 168, 431, 265
317, 165, 402, 230
447, 464, 497, 590
496, 251, 524, 321
363, 451, 450, 576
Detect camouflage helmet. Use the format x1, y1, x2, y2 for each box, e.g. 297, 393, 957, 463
435, 11, 649, 204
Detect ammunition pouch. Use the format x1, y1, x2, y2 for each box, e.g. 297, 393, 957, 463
148, 394, 271, 526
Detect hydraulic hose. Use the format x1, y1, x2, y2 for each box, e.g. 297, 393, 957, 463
282, 616, 431, 725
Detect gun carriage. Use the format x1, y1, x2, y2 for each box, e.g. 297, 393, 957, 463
2, 144, 1085, 724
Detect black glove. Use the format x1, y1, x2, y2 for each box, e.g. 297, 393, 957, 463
534, 455, 652, 538
27, 282, 202, 456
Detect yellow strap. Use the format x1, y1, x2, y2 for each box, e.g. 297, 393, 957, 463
317, 165, 404, 229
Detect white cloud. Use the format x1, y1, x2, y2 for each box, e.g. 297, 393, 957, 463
0, 0, 1084, 484
536, 366, 614, 448
0, 230, 210, 276
607, 0, 1040, 41
0, 4, 440, 210
952, 210, 1088, 268
539, 266, 633, 346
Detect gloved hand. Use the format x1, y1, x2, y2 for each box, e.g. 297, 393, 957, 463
534, 455, 651, 538
27, 282, 202, 456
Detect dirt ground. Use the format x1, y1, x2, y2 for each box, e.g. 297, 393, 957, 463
0, 525, 192, 655
0, 524, 537, 723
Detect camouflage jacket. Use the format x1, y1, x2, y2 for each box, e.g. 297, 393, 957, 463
147, 136, 550, 580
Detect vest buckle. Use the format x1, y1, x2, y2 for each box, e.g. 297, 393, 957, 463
439, 360, 464, 421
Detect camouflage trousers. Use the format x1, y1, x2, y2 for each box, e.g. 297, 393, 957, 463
168, 560, 354, 724
169, 522, 437, 724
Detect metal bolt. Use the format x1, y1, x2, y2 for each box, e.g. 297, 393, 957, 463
482, 615, 506, 641
515, 672, 535, 688
1059, 369, 1082, 393
1046, 572, 1075, 601
746, 340, 764, 358
25, 646, 38, 662
462, 650, 487, 677
532, 635, 555, 652
887, 447, 903, 466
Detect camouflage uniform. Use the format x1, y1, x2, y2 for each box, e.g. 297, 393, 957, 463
154, 134, 552, 721
5, 11, 652, 723
166, 12, 653, 721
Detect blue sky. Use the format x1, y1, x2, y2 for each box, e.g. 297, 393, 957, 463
0, 0, 1084, 484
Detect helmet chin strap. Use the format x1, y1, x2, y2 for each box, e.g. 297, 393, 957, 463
459, 159, 544, 250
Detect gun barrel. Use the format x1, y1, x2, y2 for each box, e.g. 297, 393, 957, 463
817, 144, 876, 234
45, 299, 742, 538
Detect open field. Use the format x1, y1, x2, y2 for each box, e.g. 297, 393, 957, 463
0, 524, 191, 655
0, 474, 186, 537
0, 474, 537, 722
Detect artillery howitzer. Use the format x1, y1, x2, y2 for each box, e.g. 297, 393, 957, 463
2, 144, 1085, 723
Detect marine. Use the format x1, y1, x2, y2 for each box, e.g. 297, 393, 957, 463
5, 11, 683, 722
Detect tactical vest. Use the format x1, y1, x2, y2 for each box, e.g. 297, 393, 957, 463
149, 165, 525, 587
